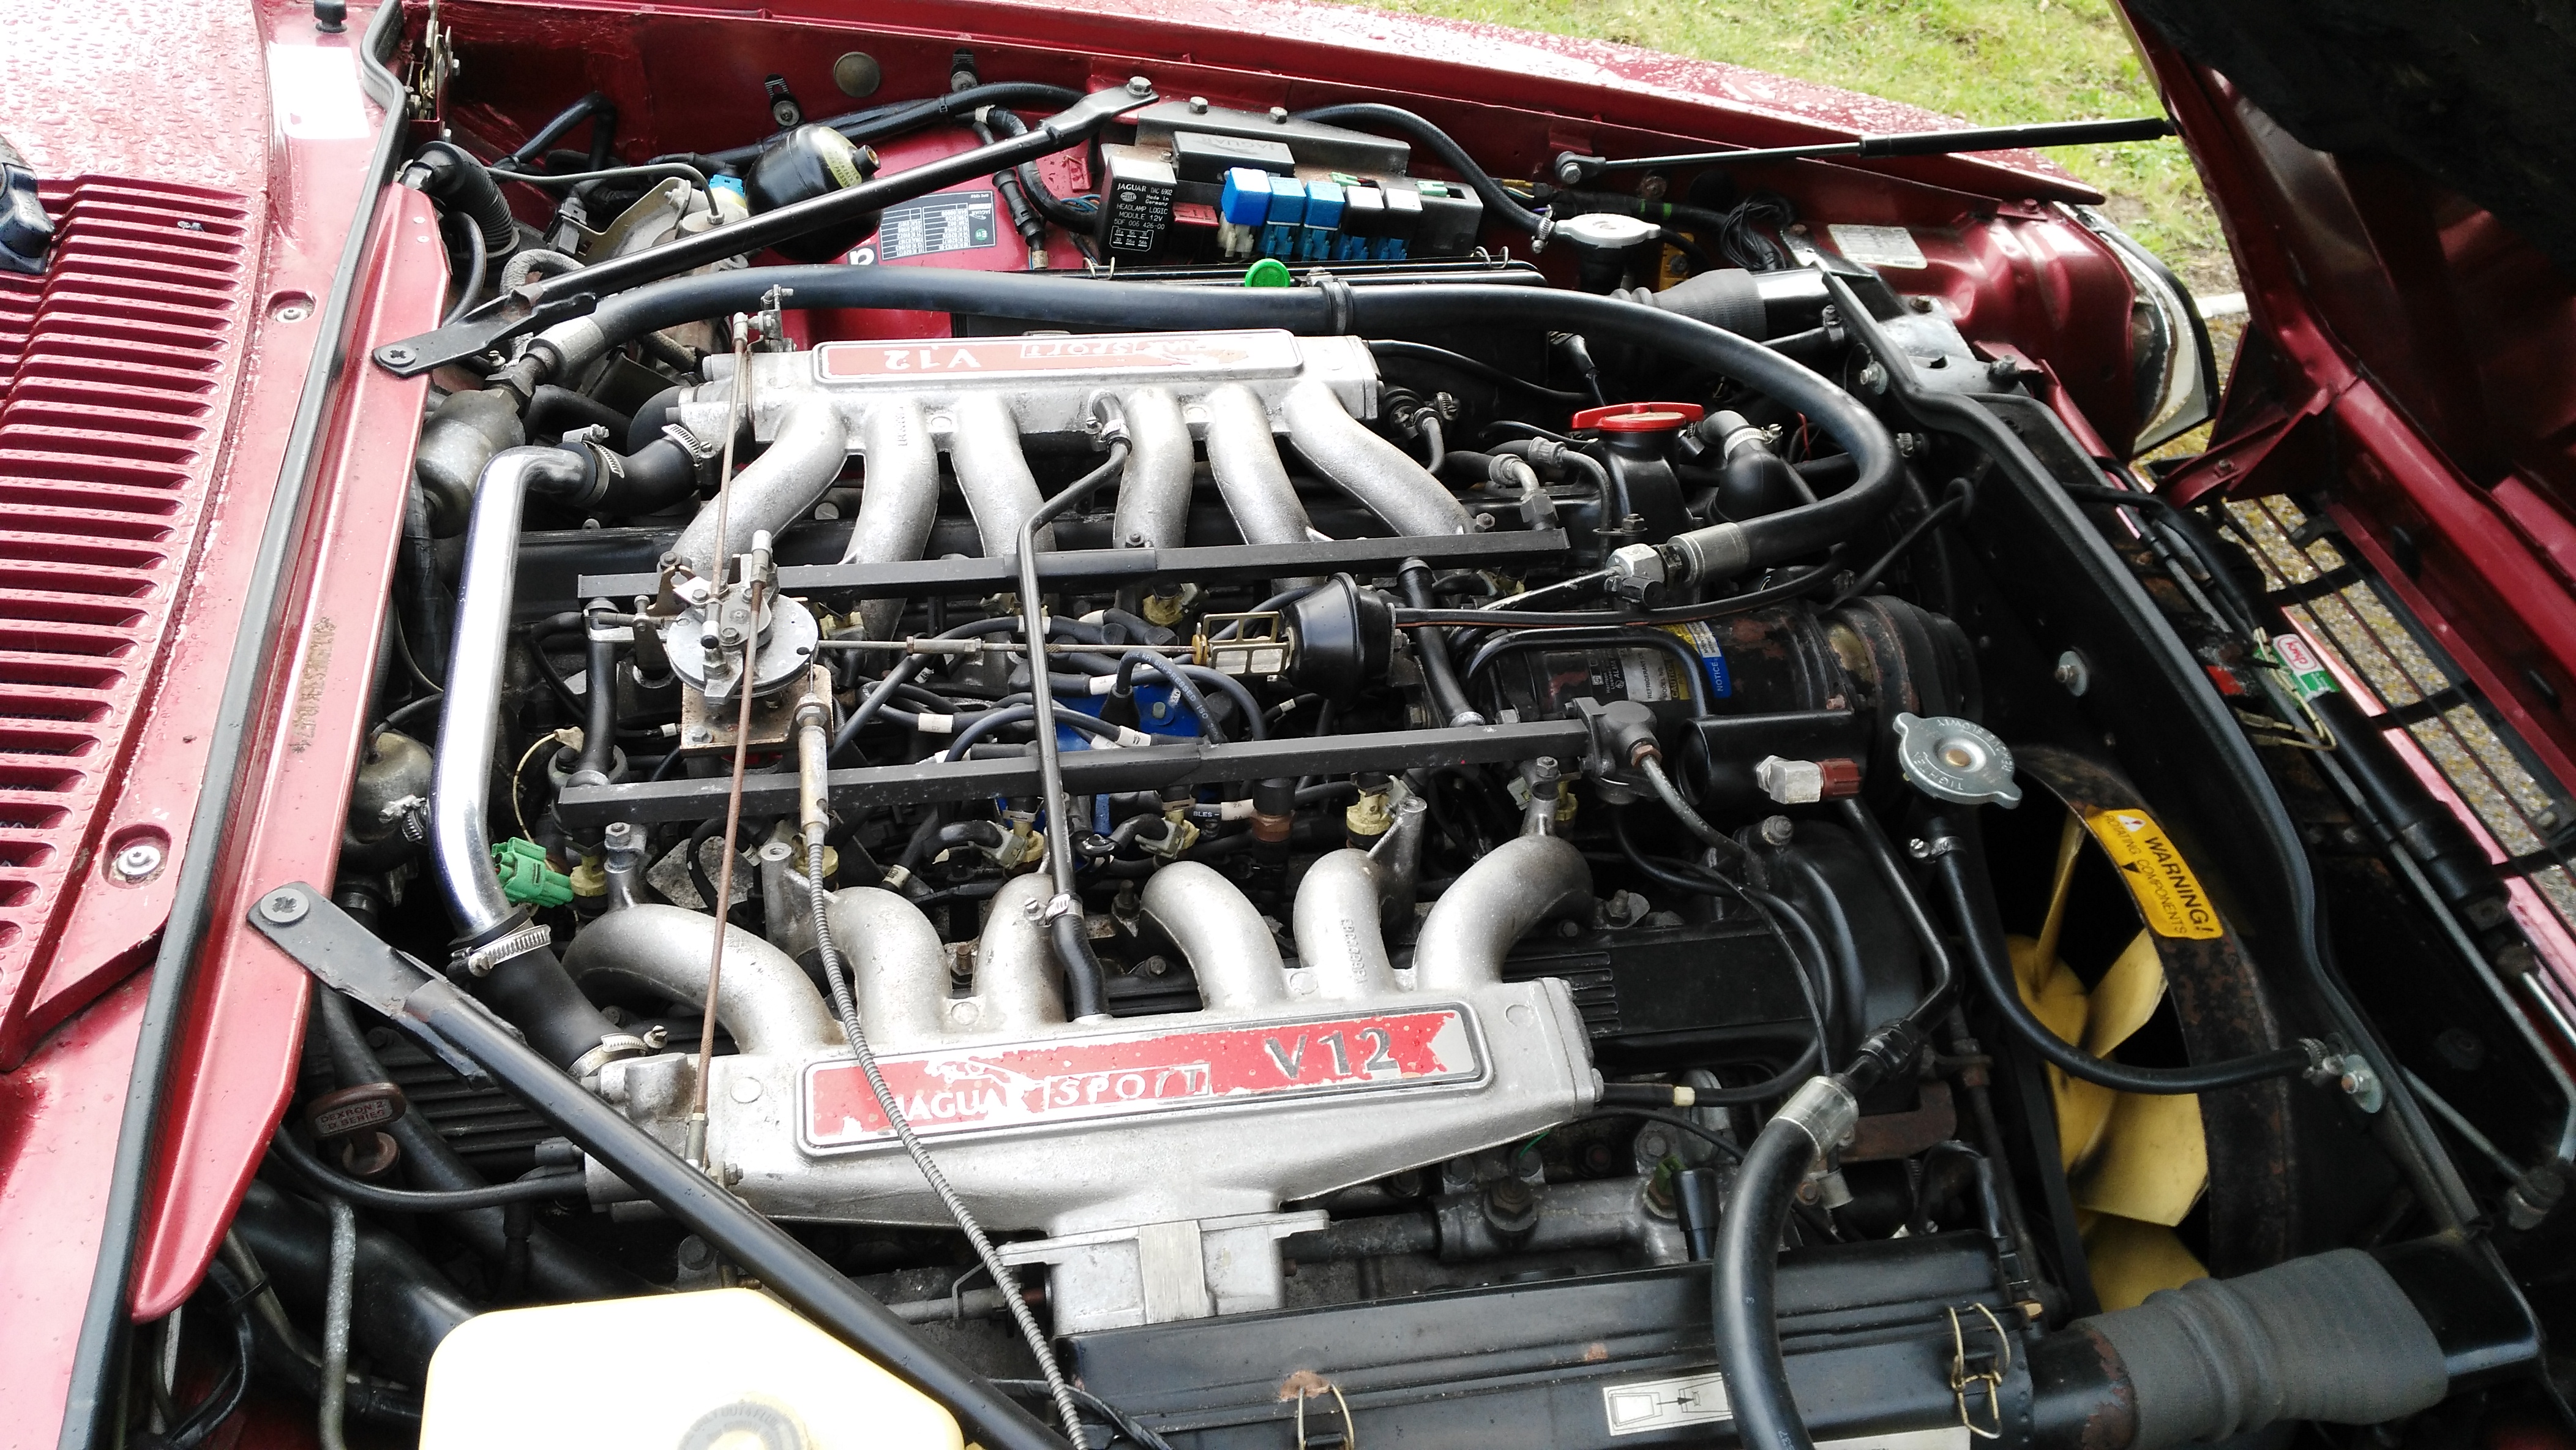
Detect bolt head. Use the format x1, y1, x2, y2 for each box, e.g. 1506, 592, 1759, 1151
1189, 96, 1210, 113
1127, 75, 1153, 97
260, 889, 310, 925
379, 345, 416, 367
112, 842, 164, 881
1269, 106, 1289, 123
1759, 815, 1795, 846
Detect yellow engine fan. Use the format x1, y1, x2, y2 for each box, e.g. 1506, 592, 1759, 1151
2008, 811, 2211, 1310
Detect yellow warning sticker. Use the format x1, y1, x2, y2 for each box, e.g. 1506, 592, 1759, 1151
2083, 808, 2224, 940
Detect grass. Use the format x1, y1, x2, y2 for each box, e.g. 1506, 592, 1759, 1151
1327, 0, 2237, 295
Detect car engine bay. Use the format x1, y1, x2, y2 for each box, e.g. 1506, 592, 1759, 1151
209, 9, 2567, 1449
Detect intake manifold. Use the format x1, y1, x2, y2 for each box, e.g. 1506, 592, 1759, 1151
586, 835, 1600, 1332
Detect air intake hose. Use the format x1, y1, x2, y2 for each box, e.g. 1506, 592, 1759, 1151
2027, 1239, 2534, 1450
400, 141, 517, 257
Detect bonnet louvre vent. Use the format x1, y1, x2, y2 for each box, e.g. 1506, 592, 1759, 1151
0, 178, 252, 985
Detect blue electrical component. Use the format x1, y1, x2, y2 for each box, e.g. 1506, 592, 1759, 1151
1259, 175, 1307, 257
1298, 179, 1345, 261
1219, 167, 1271, 225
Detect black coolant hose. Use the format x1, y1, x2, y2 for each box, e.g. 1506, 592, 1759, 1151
1928, 816, 2318, 1092
517, 268, 1903, 579
574, 629, 620, 783
400, 141, 516, 257
396, 483, 449, 689
1715, 1075, 1862, 1450
984, 105, 1096, 232
228, 1179, 477, 1386
1399, 560, 1485, 729
1288, 102, 1551, 238
530, 431, 702, 516
523, 384, 632, 442
313, 990, 648, 1301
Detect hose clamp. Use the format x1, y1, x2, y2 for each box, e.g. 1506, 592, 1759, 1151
453, 920, 555, 978
1775, 1075, 1860, 1155
1306, 268, 1355, 336
568, 1032, 652, 1080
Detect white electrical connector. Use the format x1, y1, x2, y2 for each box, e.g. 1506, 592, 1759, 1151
1754, 755, 1825, 805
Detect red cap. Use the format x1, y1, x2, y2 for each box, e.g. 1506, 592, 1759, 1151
1571, 401, 1706, 434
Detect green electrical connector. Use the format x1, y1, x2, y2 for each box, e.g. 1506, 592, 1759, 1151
492, 836, 574, 908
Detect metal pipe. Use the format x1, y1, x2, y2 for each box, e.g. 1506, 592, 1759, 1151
1280, 380, 1474, 537
671, 396, 847, 579
560, 903, 842, 1056
1203, 383, 1312, 546
1411, 834, 1592, 992
430, 447, 638, 1071
1011, 441, 1131, 1024
949, 393, 1050, 556
601, 821, 648, 911
826, 888, 953, 1051
1293, 850, 1399, 999
974, 873, 1068, 1034
1371, 793, 1429, 930
845, 399, 942, 639
1109, 386, 1194, 550
433, 448, 586, 936
1142, 860, 1288, 1009
318, 1197, 356, 1450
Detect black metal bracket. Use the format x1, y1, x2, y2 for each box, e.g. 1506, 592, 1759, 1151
246, 882, 500, 1089
244, 882, 1065, 1450
555, 718, 1590, 828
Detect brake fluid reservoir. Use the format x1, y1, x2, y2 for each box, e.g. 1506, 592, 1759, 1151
417, 1289, 962, 1449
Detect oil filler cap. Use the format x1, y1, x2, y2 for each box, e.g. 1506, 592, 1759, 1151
1890, 713, 2021, 808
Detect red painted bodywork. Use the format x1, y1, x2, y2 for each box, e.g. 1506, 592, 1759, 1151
0, 1, 444, 1437
0, 0, 2560, 1443
2147, 40, 2576, 792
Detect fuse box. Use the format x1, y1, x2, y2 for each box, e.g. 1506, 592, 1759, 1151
1093, 102, 1485, 263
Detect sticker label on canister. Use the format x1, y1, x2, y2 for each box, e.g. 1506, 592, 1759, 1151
2083, 807, 2223, 939
859, 189, 999, 262
1662, 620, 1733, 699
